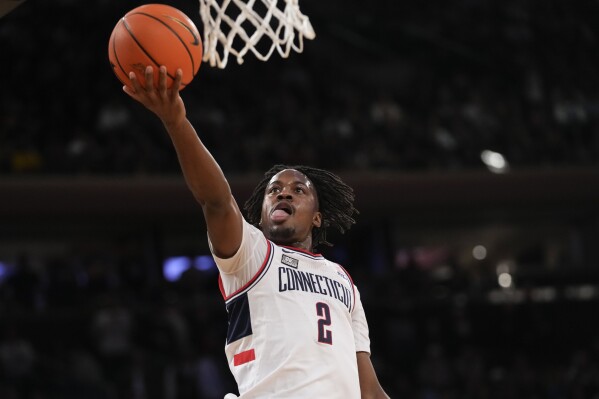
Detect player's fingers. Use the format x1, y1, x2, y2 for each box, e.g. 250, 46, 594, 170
144, 66, 154, 92
158, 66, 168, 93
128, 72, 142, 93
170, 69, 183, 98
122, 85, 134, 97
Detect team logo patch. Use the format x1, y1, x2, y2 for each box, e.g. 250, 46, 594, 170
281, 254, 299, 268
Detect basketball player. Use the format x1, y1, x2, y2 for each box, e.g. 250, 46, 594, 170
123, 66, 390, 399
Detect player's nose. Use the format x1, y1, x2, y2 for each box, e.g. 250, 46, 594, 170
277, 193, 293, 201
276, 188, 293, 200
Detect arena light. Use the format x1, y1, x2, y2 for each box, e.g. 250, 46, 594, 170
0, 261, 9, 283
472, 245, 487, 260
564, 285, 598, 301
496, 260, 514, 275
163, 256, 192, 282
530, 287, 557, 302
498, 272, 513, 288
194, 255, 217, 272
481, 150, 509, 173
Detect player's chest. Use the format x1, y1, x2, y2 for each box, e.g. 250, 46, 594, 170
262, 252, 354, 312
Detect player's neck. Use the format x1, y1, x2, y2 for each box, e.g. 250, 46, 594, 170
273, 236, 313, 253
288, 241, 312, 252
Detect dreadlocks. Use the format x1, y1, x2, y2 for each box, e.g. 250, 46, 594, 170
243, 164, 359, 249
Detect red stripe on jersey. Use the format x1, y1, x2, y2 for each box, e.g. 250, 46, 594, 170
281, 245, 322, 257
219, 239, 272, 301
336, 263, 356, 312
233, 349, 256, 366
218, 274, 226, 299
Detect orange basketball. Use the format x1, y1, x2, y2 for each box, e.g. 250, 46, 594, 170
108, 3, 203, 90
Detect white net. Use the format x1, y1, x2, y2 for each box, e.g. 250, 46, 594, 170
198, 0, 316, 68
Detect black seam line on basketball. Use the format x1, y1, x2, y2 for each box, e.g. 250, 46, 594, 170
131, 12, 199, 77
164, 14, 200, 77
127, 12, 199, 80
112, 20, 130, 86
121, 18, 177, 83
164, 15, 200, 45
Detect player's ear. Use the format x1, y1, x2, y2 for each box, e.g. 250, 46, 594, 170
312, 212, 322, 228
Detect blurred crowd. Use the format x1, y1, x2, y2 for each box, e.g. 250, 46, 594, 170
0, 248, 235, 399
1, 235, 599, 399
1, 0, 599, 176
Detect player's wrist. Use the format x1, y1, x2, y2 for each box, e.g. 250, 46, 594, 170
162, 114, 188, 132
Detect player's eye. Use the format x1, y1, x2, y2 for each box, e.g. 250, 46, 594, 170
268, 186, 280, 194
295, 186, 305, 193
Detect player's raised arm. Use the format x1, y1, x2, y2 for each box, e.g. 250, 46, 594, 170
123, 65, 242, 259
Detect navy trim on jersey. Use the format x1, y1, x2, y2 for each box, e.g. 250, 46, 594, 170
226, 293, 252, 344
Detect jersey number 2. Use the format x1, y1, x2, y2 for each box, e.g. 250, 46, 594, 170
316, 302, 333, 344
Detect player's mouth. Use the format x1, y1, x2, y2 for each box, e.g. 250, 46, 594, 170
270, 202, 293, 223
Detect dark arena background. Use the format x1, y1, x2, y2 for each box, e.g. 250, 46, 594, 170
2, 0, 599, 398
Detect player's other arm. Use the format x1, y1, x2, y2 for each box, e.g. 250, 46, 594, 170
352, 286, 390, 398
124, 66, 242, 260
357, 352, 390, 399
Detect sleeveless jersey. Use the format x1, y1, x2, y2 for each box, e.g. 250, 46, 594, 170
211, 220, 371, 398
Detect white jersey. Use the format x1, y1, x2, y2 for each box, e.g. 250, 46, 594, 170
211, 219, 371, 399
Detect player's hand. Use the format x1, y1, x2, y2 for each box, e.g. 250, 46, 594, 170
123, 65, 186, 128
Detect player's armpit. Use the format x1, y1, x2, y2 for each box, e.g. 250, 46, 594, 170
357, 351, 390, 399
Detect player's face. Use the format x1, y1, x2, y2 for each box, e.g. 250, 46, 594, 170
260, 169, 322, 248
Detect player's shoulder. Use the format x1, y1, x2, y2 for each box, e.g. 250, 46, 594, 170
332, 261, 356, 286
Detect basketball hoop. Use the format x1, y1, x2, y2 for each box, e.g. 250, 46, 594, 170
198, 0, 316, 68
